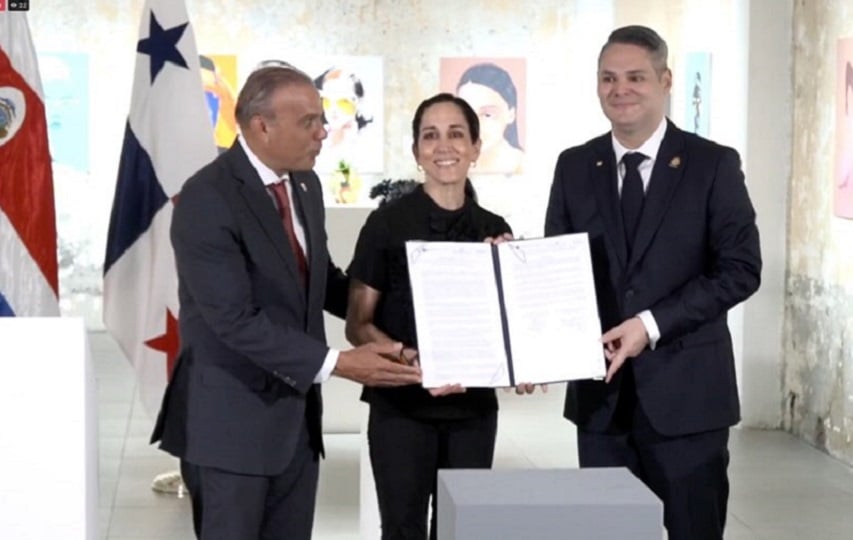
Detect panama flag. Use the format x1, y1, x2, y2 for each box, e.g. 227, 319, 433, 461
103, 0, 215, 415
0, 13, 59, 317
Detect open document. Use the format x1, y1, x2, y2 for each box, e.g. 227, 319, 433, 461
405, 234, 605, 388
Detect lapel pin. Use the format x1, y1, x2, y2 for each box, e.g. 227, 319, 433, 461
669, 156, 681, 168
300, 182, 307, 192
596, 160, 603, 167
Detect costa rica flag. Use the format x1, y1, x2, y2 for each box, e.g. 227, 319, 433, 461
0, 13, 60, 318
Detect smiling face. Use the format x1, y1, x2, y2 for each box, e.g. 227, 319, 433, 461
597, 42, 671, 146
413, 101, 481, 187
456, 81, 515, 152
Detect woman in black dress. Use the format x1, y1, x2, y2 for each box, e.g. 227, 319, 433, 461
346, 93, 511, 540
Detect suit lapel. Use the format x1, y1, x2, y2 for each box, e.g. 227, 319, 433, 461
627, 122, 687, 272
591, 137, 628, 270
226, 145, 307, 300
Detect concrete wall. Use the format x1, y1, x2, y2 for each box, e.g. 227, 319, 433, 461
741, 0, 792, 430
785, 0, 853, 463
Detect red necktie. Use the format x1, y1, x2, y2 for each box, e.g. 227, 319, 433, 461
268, 180, 308, 287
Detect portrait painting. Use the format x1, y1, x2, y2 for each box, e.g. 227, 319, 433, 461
39, 52, 89, 172
199, 54, 238, 153
835, 38, 853, 219
684, 52, 711, 137
440, 57, 526, 176
308, 56, 384, 206
238, 54, 384, 206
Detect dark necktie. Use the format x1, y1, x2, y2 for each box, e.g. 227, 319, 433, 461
621, 152, 647, 253
268, 179, 308, 287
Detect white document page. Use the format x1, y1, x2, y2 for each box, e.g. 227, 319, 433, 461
406, 241, 510, 388
497, 234, 606, 383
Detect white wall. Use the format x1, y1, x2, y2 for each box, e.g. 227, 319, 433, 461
739, 0, 791, 429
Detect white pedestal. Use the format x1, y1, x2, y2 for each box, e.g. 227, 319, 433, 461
0, 318, 97, 540
437, 468, 663, 540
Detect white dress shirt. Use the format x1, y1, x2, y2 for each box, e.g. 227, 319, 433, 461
609, 117, 668, 349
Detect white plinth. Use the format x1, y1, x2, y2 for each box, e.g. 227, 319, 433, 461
0, 318, 97, 540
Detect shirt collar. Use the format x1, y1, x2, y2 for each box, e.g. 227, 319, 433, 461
238, 136, 288, 186
611, 116, 668, 164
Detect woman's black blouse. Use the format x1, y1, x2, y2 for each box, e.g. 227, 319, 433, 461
348, 184, 512, 419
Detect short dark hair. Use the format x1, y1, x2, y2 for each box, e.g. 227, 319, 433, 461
599, 25, 669, 73
411, 92, 480, 145
235, 65, 314, 128
411, 93, 480, 202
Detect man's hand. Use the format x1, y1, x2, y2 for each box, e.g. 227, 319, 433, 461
334, 342, 422, 387
601, 317, 649, 383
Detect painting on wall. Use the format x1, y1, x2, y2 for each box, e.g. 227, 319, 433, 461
38, 52, 102, 316
684, 52, 711, 138
237, 55, 385, 206
40, 52, 89, 172
309, 56, 384, 206
200, 54, 238, 153
440, 57, 526, 176
835, 38, 853, 219
242, 55, 385, 206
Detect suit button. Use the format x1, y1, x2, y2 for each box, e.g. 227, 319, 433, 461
625, 289, 635, 299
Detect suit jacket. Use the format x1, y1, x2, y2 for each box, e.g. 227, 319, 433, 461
151, 142, 348, 476
544, 121, 761, 437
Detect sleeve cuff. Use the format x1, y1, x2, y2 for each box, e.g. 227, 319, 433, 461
637, 310, 661, 350
314, 349, 339, 383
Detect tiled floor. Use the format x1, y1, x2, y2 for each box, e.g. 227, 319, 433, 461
92, 332, 853, 539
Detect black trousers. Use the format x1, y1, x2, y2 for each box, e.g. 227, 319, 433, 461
182, 421, 320, 540
368, 406, 498, 540
578, 364, 730, 540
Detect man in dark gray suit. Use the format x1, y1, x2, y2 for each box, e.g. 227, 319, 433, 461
545, 26, 761, 540
152, 65, 421, 540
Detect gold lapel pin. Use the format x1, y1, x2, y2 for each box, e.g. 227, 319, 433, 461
596, 160, 603, 167
669, 156, 681, 168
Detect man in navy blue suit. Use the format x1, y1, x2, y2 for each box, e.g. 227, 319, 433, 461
545, 26, 761, 540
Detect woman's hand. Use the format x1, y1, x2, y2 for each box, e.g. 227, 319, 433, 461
409, 350, 467, 396
503, 383, 549, 395
428, 384, 467, 397
484, 232, 514, 244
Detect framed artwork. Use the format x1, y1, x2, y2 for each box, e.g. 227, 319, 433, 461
835, 38, 853, 219
40, 52, 89, 171
440, 57, 526, 176
684, 52, 711, 137
200, 54, 238, 153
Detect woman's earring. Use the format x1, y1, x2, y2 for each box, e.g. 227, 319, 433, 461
417, 164, 424, 172
471, 161, 477, 169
